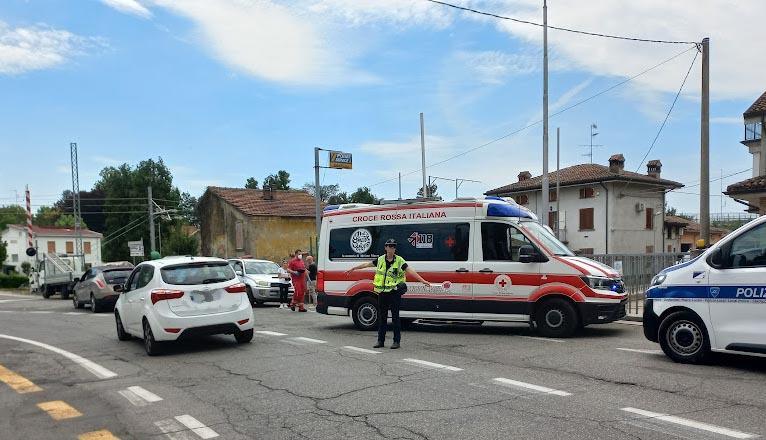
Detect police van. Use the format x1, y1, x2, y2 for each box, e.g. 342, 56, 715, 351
644, 215, 766, 363
315, 196, 627, 337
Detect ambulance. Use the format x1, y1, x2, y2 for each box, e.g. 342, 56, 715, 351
644, 214, 766, 363
315, 196, 627, 337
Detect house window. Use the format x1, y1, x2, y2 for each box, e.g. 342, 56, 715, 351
235, 222, 244, 250
548, 211, 557, 229
667, 244, 672, 252
515, 195, 528, 205
549, 190, 557, 202
66, 241, 74, 254
11, 254, 18, 262
84, 242, 91, 255
667, 226, 672, 239
579, 187, 595, 199
579, 248, 594, 255
646, 245, 654, 253
47, 241, 56, 253
579, 208, 594, 230
646, 207, 654, 229
745, 122, 762, 141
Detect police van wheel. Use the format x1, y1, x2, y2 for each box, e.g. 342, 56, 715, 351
659, 311, 710, 364
535, 298, 578, 338
352, 297, 379, 331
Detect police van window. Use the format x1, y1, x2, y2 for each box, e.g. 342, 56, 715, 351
726, 223, 766, 268
328, 223, 470, 261
482, 222, 534, 262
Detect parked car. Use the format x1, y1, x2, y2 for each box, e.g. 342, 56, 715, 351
114, 256, 254, 355
73, 262, 134, 312
228, 258, 293, 306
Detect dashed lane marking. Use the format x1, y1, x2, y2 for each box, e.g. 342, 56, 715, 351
0, 298, 35, 303
175, 415, 219, 439
0, 334, 117, 379
341, 346, 381, 354
402, 358, 463, 372
621, 407, 757, 439
493, 377, 572, 396
119, 386, 163, 406
615, 320, 643, 326
78, 430, 120, 440
290, 337, 327, 344
520, 336, 566, 343
0, 364, 42, 393
37, 400, 83, 420
28, 311, 54, 314
616, 348, 663, 355
155, 419, 195, 440
255, 331, 287, 336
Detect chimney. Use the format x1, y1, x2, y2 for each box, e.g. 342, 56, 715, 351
518, 171, 532, 182
647, 160, 662, 178
262, 186, 274, 200
608, 154, 625, 174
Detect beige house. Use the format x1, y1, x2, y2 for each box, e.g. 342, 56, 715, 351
199, 187, 318, 263
664, 215, 727, 252
726, 90, 766, 212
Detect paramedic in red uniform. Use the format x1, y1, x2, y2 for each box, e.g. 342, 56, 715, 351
346, 239, 430, 349
288, 249, 308, 312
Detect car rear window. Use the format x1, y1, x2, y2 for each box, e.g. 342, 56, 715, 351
160, 262, 236, 285
103, 269, 132, 285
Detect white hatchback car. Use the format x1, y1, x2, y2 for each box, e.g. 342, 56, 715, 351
114, 256, 254, 355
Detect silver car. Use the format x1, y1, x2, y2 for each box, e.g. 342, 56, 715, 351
228, 259, 293, 306
73, 263, 134, 312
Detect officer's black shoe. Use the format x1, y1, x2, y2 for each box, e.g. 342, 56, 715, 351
390, 342, 400, 349
373, 341, 384, 348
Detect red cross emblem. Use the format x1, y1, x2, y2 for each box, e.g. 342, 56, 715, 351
498, 279, 507, 288
444, 236, 456, 248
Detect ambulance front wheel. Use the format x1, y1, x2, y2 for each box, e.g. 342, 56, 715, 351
352, 297, 379, 331
658, 311, 710, 364
534, 298, 579, 338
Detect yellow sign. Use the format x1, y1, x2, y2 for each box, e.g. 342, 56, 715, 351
329, 151, 353, 169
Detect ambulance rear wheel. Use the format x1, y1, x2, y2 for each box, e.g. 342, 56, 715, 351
659, 311, 710, 364
535, 298, 578, 338
352, 297, 379, 331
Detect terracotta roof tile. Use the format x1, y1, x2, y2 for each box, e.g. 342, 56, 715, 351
744, 90, 766, 118
206, 187, 318, 217
725, 175, 766, 195
8, 224, 102, 238
485, 163, 683, 195
664, 215, 692, 225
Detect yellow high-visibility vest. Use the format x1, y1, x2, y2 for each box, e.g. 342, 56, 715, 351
373, 255, 406, 293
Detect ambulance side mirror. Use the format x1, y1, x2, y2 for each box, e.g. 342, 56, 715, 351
519, 245, 544, 263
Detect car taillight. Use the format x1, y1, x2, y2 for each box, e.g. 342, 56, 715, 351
95, 279, 106, 289
225, 283, 247, 293
150, 289, 184, 304
317, 271, 324, 292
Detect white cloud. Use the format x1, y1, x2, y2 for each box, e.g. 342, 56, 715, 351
360, 134, 459, 160
711, 116, 742, 125
0, 22, 102, 75
90, 156, 123, 166
456, 50, 537, 85
304, 0, 453, 28
100, 0, 152, 18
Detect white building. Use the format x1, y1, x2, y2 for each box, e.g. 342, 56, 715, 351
1, 224, 103, 272
485, 154, 683, 254
725, 90, 766, 213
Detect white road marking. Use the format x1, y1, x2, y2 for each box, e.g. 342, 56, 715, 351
127, 385, 163, 402
0, 293, 36, 299
118, 389, 148, 407
28, 311, 54, 314
341, 346, 381, 354
291, 337, 327, 344
255, 331, 287, 336
155, 419, 194, 440
621, 407, 756, 439
90, 314, 112, 317
175, 415, 219, 439
521, 336, 566, 343
0, 298, 34, 303
402, 358, 463, 372
0, 334, 117, 379
616, 348, 663, 355
493, 378, 571, 396
615, 320, 643, 326
65, 312, 86, 315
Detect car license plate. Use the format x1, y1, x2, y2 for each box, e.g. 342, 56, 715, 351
190, 290, 218, 303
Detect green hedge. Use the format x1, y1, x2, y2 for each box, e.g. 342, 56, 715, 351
0, 274, 28, 288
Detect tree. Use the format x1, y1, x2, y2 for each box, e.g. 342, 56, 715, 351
34, 206, 63, 226
0, 205, 26, 231
52, 188, 107, 233
303, 182, 340, 202
0, 240, 6, 265
244, 177, 259, 189
54, 214, 87, 229
349, 187, 380, 204
178, 193, 200, 227
163, 224, 199, 256
327, 192, 349, 205
417, 183, 438, 198
20, 261, 31, 275
263, 170, 291, 190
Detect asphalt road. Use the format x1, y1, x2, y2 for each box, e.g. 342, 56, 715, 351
0, 290, 765, 440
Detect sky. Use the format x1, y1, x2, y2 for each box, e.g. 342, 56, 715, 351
0, 0, 763, 215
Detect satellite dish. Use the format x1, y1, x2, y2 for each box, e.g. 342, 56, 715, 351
26, 247, 37, 257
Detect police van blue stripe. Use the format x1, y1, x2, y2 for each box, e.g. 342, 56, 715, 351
648, 285, 766, 300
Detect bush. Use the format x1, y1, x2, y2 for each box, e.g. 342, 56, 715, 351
0, 274, 28, 289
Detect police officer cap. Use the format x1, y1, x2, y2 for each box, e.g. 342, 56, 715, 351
384, 238, 397, 247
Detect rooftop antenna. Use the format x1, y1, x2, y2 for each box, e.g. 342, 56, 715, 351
579, 123, 603, 163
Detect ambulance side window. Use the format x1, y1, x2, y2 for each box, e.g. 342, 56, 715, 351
481, 222, 534, 262
725, 223, 766, 268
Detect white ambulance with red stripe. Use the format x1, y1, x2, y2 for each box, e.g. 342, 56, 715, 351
316, 196, 627, 337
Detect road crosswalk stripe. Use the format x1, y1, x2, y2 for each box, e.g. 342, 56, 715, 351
520, 336, 566, 343
155, 419, 195, 440
37, 400, 82, 420
621, 407, 756, 439
0, 364, 42, 393
78, 430, 120, 440
493, 378, 571, 396
291, 337, 326, 344
174, 415, 219, 439
341, 346, 381, 354
127, 385, 163, 402
402, 358, 463, 372
616, 348, 663, 355
255, 331, 287, 336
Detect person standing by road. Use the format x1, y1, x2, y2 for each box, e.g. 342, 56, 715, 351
306, 255, 318, 305
278, 260, 290, 308
345, 239, 430, 349
288, 249, 308, 312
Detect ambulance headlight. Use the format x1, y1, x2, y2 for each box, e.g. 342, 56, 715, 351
651, 273, 666, 286
581, 276, 624, 293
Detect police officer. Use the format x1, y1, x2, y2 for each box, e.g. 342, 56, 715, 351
346, 238, 430, 349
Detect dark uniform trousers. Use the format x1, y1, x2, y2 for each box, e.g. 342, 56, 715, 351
377, 284, 406, 344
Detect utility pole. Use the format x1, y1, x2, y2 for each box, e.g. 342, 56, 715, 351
314, 147, 321, 242
540, 0, 549, 226
148, 186, 155, 254
420, 113, 428, 198
70, 142, 84, 271
556, 127, 561, 238
398, 172, 402, 200
700, 37, 710, 246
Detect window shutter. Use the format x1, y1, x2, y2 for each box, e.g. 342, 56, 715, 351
66, 241, 74, 254
646, 207, 654, 229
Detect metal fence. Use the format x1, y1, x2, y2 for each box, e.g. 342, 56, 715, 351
584, 253, 691, 316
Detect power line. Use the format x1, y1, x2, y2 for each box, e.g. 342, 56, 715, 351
370, 45, 697, 188
424, 0, 699, 45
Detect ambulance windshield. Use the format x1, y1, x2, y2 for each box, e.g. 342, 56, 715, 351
522, 221, 574, 256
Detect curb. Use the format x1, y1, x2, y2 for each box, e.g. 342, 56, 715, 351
624, 315, 643, 322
